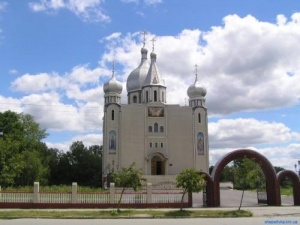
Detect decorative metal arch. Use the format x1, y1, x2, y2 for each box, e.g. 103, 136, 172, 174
210, 149, 281, 207
277, 170, 300, 205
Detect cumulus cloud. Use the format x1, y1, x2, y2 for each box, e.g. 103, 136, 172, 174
21, 92, 103, 132
11, 72, 65, 93
209, 118, 300, 149
0, 96, 22, 113
46, 133, 102, 151
28, 0, 110, 22
10, 64, 108, 131
99, 14, 300, 115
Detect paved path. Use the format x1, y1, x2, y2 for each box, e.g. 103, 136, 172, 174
193, 189, 294, 207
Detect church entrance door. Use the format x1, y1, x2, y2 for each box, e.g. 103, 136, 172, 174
151, 155, 165, 175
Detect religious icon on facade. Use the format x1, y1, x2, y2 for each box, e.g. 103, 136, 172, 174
197, 132, 204, 155
109, 130, 117, 154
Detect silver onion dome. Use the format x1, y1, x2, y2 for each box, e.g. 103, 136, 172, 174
126, 47, 149, 92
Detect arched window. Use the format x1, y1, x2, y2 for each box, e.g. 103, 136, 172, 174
162, 91, 165, 102
150, 142, 152, 148
111, 110, 115, 120
160, 126, 164, 132
148, 126, 152, 132
161, 143, 163, 148
198, 113, 201, 123
133, 95, 137, 103
154, 90, 157, 102
154, 123, 158, 132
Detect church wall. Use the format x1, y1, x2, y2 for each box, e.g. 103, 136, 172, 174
166, 105, 194, 174
119, 105, 146, 171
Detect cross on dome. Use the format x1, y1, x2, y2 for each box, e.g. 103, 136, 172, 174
112, 60, 115, 77
140, 30, 148, 47
194, 64, 198, 82
151, 37, 156, 52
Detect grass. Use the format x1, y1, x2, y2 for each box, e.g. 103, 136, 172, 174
0, 209, 252, 219
280, 186, 293, 196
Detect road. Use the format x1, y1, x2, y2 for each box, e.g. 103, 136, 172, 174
1, 217, 299, 225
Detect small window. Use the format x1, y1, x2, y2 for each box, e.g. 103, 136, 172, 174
198, 113, 201, 123
148, 126, 153, 132
146, 91, 149, 102
154, 90, 157, 102
112, 110, 115, 120
154, 123, 158, 132
160, 126, 164, 132
150, 142, 152, 148
162, 91, 165, 102
155, 143, 158, 148
161, 143, 163, 148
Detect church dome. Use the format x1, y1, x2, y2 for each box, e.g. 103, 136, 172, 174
103, 74, 123, 94
126, 47, 149, 92
187, 79, 206, 98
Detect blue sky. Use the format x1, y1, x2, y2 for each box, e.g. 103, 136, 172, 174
1, 0, 300, 170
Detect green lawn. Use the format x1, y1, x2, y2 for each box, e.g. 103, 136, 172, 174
0, 209, 252, 219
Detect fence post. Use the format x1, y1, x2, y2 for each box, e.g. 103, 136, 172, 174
110, 183, 115, 204
33, 182, 40, 203
72, 182, 78, 204
146, 183, 152, 203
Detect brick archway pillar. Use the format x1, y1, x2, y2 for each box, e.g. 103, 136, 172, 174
199, 171, 214, 207
211, 149, 281, 207
277, 170, 300, 205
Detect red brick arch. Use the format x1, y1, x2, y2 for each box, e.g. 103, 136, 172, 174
277, 170, 300, 205
210, 149, 281, 207
199, 171, 214, 207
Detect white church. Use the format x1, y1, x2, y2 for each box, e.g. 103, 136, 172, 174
102, 36, 209, 182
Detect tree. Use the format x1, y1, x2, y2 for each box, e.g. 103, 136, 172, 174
176, 168, 205, 211
112, 163, 145, 212
49, 142, 102, 187
0, 111, 48, 187
233, 158, 265, 210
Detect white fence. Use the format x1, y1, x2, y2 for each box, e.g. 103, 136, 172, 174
0, 182, 188, 207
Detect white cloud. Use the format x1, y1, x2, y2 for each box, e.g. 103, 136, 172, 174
144, 0, 163, 6
0, 1, 7, 12
9, 69, 18, 75
0, 96, 22, 113
46, 133, 102, 151
29, 0, 110, 22
209, 118, 300, 149
21, 92, 103, 132
11, 72, 65, 93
